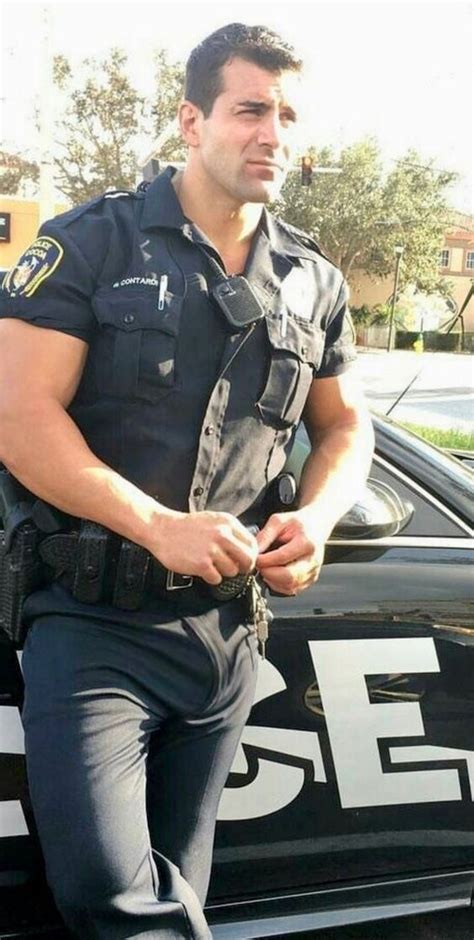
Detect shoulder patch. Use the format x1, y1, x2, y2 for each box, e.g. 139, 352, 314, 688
3, 236, 64, 297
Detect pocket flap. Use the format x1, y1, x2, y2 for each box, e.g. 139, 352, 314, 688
93, 289, 182, 336
265, 313, 325, 367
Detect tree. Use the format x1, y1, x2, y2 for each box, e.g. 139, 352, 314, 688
274, 139, 458, 294
51, 48, 186, 205
52, 50, 148, 204
0, 150, 39, 196
150, 49, 186, 163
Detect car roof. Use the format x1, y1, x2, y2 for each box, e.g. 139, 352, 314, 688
373, 413, 473, 528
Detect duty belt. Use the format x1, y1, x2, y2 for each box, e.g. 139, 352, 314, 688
39, 520, 253, 610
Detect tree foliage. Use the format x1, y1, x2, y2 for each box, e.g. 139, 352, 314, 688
50, 48, 185, 204
52, 49, 148, 203
274, 139, 458, 294
0, 150, 39, 196
51, 48, 186, 204
150, 49, 186, 163
6, 48, 185, 205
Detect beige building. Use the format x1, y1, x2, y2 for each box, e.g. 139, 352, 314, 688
348, 214, 474, 332
0, 196, 67, 273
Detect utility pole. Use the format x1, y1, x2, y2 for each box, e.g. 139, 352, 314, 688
138, 119, 180, 182
38, 5, 55, 224
387, 245, 404, 352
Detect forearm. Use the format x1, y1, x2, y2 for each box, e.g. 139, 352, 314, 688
297, 409, 374, 539
0, 399, 175, 549
0, 400, 258, 580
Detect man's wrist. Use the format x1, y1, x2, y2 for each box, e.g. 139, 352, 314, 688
294, 503, 334, 544
126, 498, 183, 556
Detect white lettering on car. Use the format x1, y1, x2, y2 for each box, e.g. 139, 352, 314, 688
0, 705, 28, 837
310, 637, 472, 808
219, 659, 325, 820
220, 637, 473, 819
1, 640, 473, 837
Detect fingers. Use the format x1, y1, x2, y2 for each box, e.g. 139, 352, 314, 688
199, 560, 227, 586
256, 514, 287, 554
216, 516, 258, 573
257, 516, 312, 569
259, 555, 322, 595
209, 545, 240, 579
188, 514, 258, 584
256, 534, 310, 569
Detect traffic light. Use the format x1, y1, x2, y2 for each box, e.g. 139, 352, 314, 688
301, 155, 313, 186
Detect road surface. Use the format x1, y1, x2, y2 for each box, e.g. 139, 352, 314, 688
355, 350, 473, 433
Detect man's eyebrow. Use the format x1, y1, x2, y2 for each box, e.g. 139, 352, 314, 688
235, 99, 298, 117
235, 99, 269, 108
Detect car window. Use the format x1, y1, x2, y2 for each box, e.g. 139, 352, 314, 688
295, 422, 470, 539
370, 457, 467, 537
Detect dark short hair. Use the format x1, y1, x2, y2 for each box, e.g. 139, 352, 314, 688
185, 23, 303, 117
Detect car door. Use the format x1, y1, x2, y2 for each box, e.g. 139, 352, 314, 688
209, 421, 474, 905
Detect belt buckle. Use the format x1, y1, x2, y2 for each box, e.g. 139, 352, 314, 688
166, 570, 194, 591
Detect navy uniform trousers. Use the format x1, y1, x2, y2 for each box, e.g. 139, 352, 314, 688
21, 591, 258, 939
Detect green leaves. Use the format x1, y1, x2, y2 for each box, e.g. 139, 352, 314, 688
275, 139, 458, 294
0, 151, 39, 196
52, 49, 147, 203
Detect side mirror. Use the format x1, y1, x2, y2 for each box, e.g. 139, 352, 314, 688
331, 478, 414, 540
269, 436, 414, 540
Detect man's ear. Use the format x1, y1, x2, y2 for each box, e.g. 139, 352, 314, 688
178, 100, 202, 148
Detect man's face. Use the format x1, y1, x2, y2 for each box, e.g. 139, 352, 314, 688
193, 57, 304, 205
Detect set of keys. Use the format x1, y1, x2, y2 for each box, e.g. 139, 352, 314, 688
248, 575, 273, 660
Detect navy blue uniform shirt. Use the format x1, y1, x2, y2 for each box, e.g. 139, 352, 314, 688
0, 166, 356, 524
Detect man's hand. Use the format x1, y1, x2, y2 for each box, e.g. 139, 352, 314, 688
150, 511, 259, 585
255, 508, 326, 595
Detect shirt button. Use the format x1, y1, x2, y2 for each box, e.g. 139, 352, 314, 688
193, 486, 204, 497
123, 313, 135, 324
204, 425, 215, 436
301, 345, 309, 357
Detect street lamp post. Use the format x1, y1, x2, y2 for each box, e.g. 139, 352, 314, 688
387, 244, 404, 352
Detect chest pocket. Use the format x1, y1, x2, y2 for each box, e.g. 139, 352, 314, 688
257, 314, 325, 429
92, 288, 183, 402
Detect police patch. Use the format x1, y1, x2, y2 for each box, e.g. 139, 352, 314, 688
4, 236, 64, 298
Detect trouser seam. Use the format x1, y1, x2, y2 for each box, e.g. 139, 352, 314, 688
150, 849, 202, 940
179, 900, 198, 940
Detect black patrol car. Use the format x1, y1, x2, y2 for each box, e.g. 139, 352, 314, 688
0, 414, 473, 938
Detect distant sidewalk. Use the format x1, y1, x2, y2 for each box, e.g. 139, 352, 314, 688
354, 348, 473, 432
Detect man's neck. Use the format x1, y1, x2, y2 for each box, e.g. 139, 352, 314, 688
172, 167, 262, 271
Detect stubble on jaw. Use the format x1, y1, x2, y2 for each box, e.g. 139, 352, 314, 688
198, 147, 289, 207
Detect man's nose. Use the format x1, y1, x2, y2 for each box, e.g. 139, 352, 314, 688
256, 112, 282, 150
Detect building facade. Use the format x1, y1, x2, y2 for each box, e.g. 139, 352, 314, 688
348, 214, 474, 332
0, 196, 67, 273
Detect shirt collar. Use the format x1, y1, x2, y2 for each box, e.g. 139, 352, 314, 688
140, 167, 319, 264
262, 208, 320, 262
140, 166, 188, 232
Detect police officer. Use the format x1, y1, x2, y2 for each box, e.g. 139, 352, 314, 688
0, 23, 373, 940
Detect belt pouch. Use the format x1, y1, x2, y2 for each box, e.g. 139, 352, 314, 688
72, 521, 110, 604
112, 540, 150, 610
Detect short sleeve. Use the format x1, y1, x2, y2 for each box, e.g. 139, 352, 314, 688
316, 278, 357, 378
0, 219, 98, 342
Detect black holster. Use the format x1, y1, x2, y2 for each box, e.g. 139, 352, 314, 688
0, 468, 46, 647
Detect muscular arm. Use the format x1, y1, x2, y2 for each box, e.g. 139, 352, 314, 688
296, 371, 374, 534
256, 371, 374, 594
0, 320, 257, 583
